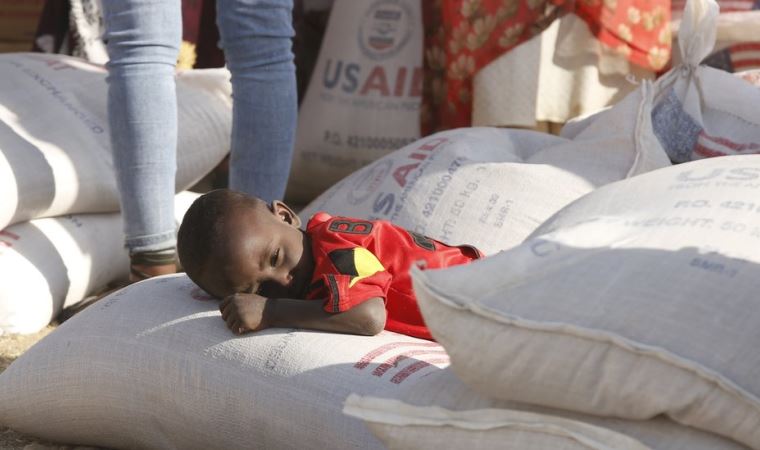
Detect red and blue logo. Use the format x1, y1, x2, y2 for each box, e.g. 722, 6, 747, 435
358, 0, 414, 61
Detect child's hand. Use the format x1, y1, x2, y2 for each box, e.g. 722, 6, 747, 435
219, 293, 270, 335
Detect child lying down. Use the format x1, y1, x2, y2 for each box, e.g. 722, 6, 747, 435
177, 189, 482, 340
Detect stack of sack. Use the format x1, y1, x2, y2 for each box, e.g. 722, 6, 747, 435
348, 153, 760, 449
0, 0, 759, 448
301, 0, 760, 254
0, 53, 233, 335
344, 0, 760, 448
0, 192, 199, 335
285, 0, 673, 204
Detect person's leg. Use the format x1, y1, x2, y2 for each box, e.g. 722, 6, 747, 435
216, 0, 297, 203
101, 0, 181, 279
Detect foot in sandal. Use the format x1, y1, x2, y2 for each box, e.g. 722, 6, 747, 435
129, 247, 178, 282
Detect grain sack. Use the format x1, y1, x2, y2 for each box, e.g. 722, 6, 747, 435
643, 0, 760, 162
0, 53, 232, 231
0, 192, 199, 336
299, 94, 670, 255
344, 369, 747, 450
411, 155, 760, 449
286, 0, 423, 204
0, 274, 449, 449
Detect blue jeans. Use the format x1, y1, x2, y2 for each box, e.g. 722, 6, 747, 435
102, 0, 297, 254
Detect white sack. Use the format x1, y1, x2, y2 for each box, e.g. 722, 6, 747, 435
0, 192, 200, 336
299, 91, 670, 255
0, 274, 449, 449
287, 0, 423, 203
411, 155, 760, 449
344, 369, 748, 450
0, 53, 232, 231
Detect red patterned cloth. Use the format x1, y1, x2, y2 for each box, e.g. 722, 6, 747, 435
421, 0, 672, 134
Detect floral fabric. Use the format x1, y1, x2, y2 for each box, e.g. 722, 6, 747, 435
421, 0, 672, 134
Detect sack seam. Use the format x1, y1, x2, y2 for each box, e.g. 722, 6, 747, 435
343, 395, 647, 450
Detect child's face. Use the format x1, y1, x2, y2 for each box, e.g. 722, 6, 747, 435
201, 201, 314, 300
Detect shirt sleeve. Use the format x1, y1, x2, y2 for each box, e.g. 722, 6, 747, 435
319, 247, 392, 313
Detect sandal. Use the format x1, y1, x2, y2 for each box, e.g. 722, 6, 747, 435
129, 248, 178, 282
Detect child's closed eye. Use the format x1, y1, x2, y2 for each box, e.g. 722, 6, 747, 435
270, 248, 280, 267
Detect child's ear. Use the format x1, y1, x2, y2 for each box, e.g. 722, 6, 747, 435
271, 200, 302, 228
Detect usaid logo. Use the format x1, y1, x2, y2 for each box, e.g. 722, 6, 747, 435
676, 167, 760, 182
358, 0, 414, 61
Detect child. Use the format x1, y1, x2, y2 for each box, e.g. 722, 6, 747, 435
177, 189, 482, 340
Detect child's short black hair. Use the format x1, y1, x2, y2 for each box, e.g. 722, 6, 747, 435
177, 189, 265, 287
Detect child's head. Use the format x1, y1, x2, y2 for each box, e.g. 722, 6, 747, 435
177, 189, 314, 300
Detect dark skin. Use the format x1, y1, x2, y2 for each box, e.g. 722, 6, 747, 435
195, 200, 387, 336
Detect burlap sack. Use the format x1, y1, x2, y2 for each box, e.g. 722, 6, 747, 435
344, 369, 748, 450
0, 53, 232, 230
411, 155, 760, 449
0, 274, 449, 449
0, 192, 198, 336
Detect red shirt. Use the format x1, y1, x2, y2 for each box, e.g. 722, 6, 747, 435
305, 213, 482, 340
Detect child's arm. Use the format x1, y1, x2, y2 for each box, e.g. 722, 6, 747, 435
219, 293, 387, 336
